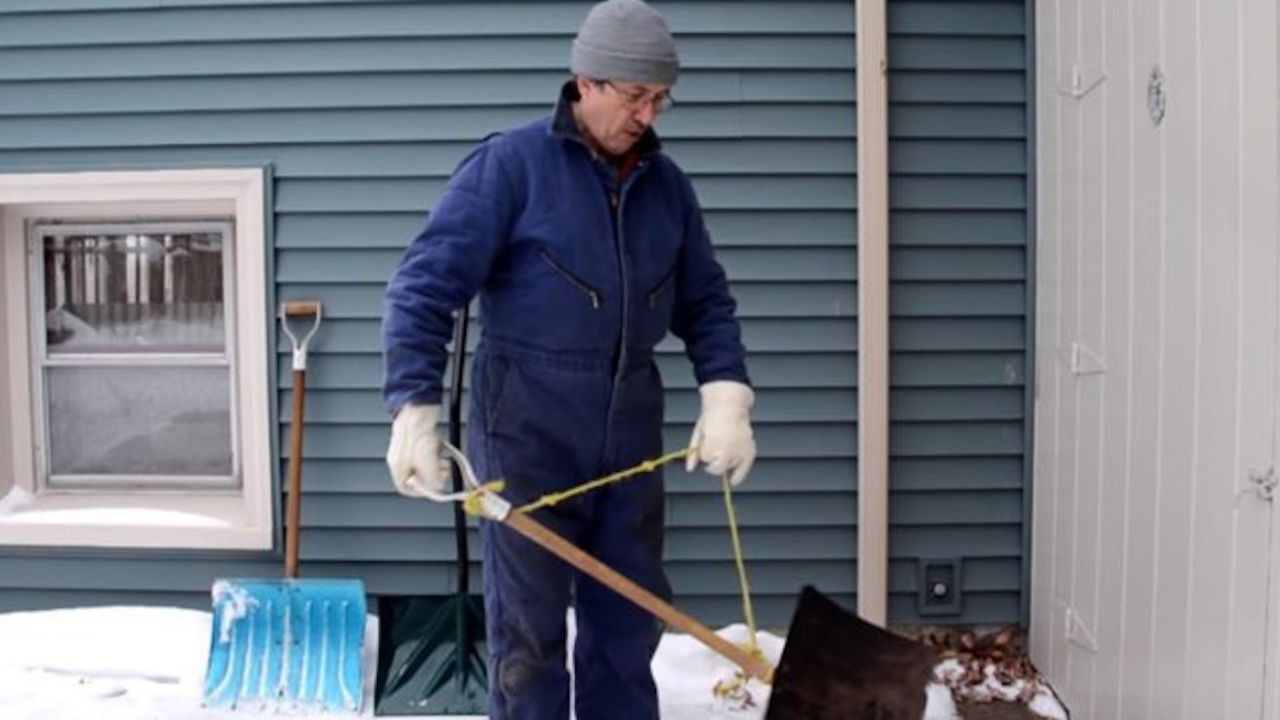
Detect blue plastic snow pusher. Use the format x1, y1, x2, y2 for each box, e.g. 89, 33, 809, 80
202, 300, 367, 713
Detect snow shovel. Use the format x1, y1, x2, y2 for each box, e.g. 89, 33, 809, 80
373, 303, 487, 715
438, 444, 938, 720
202, 300, 367, 714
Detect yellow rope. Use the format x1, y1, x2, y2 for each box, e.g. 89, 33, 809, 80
514, 447, 693, 514
721, 473, 763, 662
463, 447, 763, 665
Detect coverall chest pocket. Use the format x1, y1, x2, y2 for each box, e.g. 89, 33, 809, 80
539, 250, 602, 310
642, 267, 678, 345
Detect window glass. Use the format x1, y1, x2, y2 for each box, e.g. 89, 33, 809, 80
32, 221, 235, 489
42, 232, 226, 354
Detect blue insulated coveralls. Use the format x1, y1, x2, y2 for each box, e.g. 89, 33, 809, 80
382, 83, 749, 720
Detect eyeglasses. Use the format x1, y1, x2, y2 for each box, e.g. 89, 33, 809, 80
598, 80, 674, 114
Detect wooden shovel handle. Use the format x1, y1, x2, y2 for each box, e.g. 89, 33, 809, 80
284, 367, 306, 579
502, 511, 775, 683
282, 299, 321, 317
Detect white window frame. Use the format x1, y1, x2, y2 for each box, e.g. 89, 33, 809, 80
0, 169, 272, 550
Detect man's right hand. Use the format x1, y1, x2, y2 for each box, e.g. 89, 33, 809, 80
386, 404, 449, 497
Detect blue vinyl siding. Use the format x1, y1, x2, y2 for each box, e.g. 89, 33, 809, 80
0, 0, 1031, 629
887, 0, 1031, 624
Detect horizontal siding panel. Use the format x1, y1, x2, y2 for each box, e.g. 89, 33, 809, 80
272, 176, 856, 213
889, 421, 1023, 457
888, 558, 1021, 593
299, 457, 858, 494
891, 457, 1025, 491
278, 281, 856, 319
673, 560, 856, 594
891, 318, 1024, 351
282, 320, 1018, 356
892, 248, 1025, 280
0, 105, 856, 150
285, 423, 859, 461
669, 495, 853, 528
892, 352, 1026, 386
668, 527, 856, 561
890, 71, 1026, 104
283, 386, 1015, 425
0, 71, 1025, 117
892, 210, 1026, 245
0, 37, 856, 82
276, 247, 856, 283
891, 387, 1023, 420
889, 36, 1025, 71
289, 493, 858, 529
891, 176, 1026, 208
891, 139, 1026, 174
0, 71, 858, 117
280, 352, 860, 391
274, 317, 859, 353
268, 210, 856, 249
0, 139, 855, 177
889, 490, 1022, 525
891, 282, 1026, 316
890, 525, 1022, 558
889, 2, 1024, 36
680, 595, 825, 629
283, 387, 858, 424
0, 3, 856, 46
891, 106, 1025, 139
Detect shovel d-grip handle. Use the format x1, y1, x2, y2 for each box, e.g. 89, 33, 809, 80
280, 300, 322, 372
279, 299, 322, 579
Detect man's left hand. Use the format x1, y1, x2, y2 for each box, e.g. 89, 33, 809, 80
685, 380, 756, 485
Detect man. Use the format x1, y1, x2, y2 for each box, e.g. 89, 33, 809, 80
381, 1, 755, 717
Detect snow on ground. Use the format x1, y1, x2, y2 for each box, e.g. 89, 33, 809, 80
0, 605, 1061, 719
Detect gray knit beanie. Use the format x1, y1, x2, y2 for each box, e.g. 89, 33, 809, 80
571, 0, 679, 86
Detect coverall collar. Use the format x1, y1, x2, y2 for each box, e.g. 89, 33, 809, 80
549, 80, 662, 161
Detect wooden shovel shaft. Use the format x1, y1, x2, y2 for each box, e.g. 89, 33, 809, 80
285, 367, 306, 579
502, 511, 775, 683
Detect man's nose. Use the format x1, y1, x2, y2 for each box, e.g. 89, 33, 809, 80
634, 103, 658, 125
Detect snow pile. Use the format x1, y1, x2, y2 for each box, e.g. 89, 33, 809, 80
0, 605, 1066, 719
652, 624, 783, 719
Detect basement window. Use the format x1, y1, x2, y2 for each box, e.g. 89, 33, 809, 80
0, 169, 273, 550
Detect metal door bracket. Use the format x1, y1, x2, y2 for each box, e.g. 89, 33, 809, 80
1057, 65, 1107, 99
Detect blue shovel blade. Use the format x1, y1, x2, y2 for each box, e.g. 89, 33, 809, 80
203, 578, 367, 714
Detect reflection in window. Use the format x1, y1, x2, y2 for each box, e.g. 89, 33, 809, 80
43, 232, 226, 353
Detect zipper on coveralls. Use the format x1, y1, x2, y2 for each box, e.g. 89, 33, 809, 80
601, 175, 636, 460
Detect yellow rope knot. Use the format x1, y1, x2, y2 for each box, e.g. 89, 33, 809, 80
461, 480, 507, 517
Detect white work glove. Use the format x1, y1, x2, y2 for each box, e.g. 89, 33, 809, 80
386, 404, 449, 497
685, 380, 757, 486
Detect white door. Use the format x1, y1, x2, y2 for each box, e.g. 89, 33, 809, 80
1031, 0, 1279, 717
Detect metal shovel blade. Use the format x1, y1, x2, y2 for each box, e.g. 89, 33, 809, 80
202, 578, 367, 713
765, 586, 937, 720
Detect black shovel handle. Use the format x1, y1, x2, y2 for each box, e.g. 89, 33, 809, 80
448, 303, 471, 591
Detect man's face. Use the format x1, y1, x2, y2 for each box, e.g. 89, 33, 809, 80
574, 76, 673, 157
